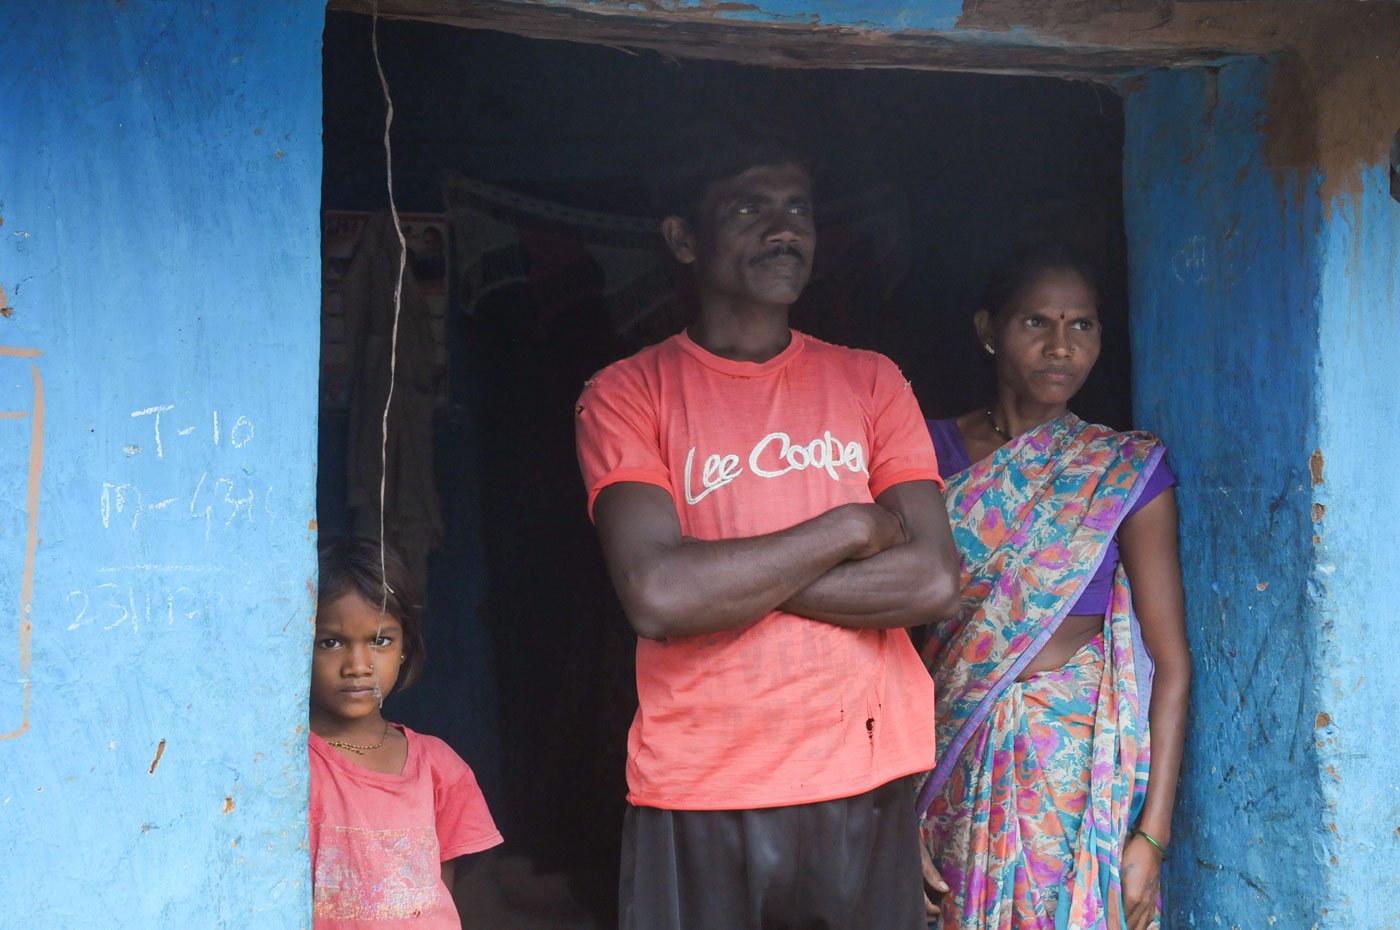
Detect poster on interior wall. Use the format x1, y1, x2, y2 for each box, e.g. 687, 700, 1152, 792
321, 211, 451, 409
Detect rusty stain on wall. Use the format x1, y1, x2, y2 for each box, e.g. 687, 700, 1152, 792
957, 1, 1400, 201
1310, 449, 1324, 487
147, 738, 167, 775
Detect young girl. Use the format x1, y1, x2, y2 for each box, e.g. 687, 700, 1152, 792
310, 537, 502, 928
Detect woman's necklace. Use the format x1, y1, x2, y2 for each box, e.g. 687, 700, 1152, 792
325, 720, 390, 755
985, 409, 1013, 443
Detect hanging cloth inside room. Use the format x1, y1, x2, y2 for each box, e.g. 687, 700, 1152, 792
342, 209, 444, 585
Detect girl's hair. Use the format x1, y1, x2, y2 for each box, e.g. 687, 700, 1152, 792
980, 242, 1102, 322
317, 537, 426, 690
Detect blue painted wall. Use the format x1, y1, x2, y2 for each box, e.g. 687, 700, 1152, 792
1125, 55, 1400, 927
1313, 164, 1400, 926
0, 2, 324, 927
1124, 60, 1329, 928
1126, 56, 1400, 928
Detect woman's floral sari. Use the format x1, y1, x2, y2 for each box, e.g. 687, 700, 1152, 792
916, 414, 1163, 930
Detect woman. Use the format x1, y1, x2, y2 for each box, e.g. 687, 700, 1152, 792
917, 245, 1190, 930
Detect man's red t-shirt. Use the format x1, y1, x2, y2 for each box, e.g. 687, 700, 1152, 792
575, 329, 942, 810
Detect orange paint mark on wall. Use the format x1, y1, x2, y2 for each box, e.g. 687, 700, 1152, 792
1, 354, 43, 741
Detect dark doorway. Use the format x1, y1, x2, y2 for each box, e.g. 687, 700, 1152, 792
318, 12, 1129, 925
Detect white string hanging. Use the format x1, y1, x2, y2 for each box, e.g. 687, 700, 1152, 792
370, 3, 406, 706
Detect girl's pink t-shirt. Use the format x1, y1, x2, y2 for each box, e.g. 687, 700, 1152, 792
575, 329, 943, 810
309, 726, 502, 929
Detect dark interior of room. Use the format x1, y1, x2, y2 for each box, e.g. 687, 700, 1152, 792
317, 11, 1130, 923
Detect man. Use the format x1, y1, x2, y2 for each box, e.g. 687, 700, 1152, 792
575, 126, 960, 930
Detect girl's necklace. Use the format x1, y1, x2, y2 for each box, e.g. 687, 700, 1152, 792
325, 720, 391, 755
985, 409, 1014, 443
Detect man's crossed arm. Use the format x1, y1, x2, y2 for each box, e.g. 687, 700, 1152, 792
592, 480, 960, 641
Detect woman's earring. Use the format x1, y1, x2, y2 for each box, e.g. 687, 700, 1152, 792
398, 655, 406, 664
983, 343, 996, 355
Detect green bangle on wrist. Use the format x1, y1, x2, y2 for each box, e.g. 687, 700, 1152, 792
1134, 829, 1167, 858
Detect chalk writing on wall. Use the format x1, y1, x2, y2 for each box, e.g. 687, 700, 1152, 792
66, 578, 207, 635
99, 405, 274, 540
0, 345, 44, 741
65, 403, 277, 645
1172, 235, 1208, 284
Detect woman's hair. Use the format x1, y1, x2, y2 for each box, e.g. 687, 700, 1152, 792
980, 242, 1102, 322
317, 537, 426, 690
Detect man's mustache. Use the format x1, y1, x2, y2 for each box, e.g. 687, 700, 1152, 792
750, 244, 806, 266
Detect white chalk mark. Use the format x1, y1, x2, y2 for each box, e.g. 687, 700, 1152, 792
97, 583, 129, 631
217, 478, 255, 527
190, 472, 213, 540
189, 473, 207, 512
213, 411, 220, 446
67, 590, 89, 630
131, 404, 175, 458
1172, 235, 1207, 284
167, 587, 200, 625
178, 426, 196, 437
97, 564, 230, 574
230, 415, 254, 449
147, 498, 178, 512
101, 482, 144, 531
